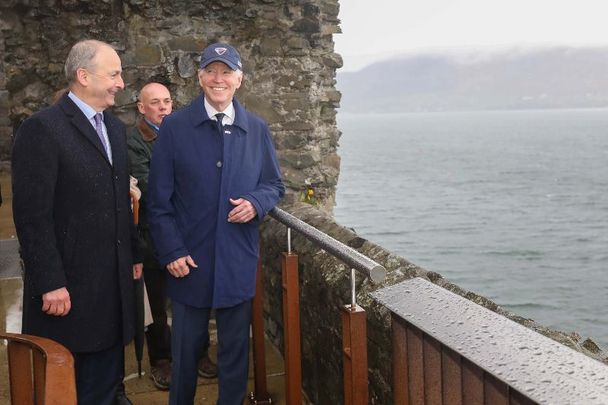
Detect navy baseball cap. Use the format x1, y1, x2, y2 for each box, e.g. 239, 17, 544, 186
200, 43, 243, 71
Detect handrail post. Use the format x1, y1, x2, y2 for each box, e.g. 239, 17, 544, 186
342, 269, 369, 405
249, 258, 272, 404
282, 235, 302, 404
350, 268, 356, 307
267, 207, 386, 404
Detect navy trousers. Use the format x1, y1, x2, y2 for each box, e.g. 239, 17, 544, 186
73, 341, 123, 405
169, 299, 252, 405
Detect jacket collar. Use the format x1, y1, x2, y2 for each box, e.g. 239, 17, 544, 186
58, 93, 113, 165
188, 94, 250, 133
136, 116, 158, 141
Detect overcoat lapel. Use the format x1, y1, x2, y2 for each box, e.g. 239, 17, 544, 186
105, 113, 122, 166
58, 94, 112, 164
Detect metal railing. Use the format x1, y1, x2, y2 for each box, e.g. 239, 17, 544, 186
249, 206, 387, 405
269, 207, 386, 284
250, 206, 608, 404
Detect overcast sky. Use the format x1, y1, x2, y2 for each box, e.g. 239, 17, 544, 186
334, 0, 608, 71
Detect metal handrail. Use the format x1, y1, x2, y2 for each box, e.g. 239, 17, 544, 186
269, 207, 386, 284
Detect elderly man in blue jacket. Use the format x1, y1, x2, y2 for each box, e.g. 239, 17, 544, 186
147, 42, 284, 404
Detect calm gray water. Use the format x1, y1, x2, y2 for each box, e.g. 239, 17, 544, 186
335, 109, 608, 348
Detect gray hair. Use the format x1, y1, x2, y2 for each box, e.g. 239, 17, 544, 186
64, 40, 110, 83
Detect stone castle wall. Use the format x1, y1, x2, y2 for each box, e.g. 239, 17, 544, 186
0, 0, 342, 210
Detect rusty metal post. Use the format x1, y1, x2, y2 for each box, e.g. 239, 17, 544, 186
341, 303, 369, 405
282, 250, 302, 404
249, 258, 272, 404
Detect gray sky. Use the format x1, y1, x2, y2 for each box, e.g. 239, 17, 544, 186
335, 0, 608, 71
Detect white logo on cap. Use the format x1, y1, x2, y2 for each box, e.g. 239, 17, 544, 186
215, 47, 227, 56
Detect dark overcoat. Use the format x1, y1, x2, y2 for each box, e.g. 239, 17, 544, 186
11, 93, 139, 353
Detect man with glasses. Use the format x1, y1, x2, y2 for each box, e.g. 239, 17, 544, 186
12, 39, 142, 405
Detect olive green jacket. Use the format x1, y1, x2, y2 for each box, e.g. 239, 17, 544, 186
127, 117, 158, 269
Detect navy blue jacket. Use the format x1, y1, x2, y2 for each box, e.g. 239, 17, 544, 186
147, 95, 284, 308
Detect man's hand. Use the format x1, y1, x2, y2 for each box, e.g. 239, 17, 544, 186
228, 198, 257, 223
42, 287, 71, 316
167, 255, 197, 278
133, 263, 143, 280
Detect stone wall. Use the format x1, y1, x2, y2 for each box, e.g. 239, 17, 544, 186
260, 202, 608, 404
0, 0, 342, 210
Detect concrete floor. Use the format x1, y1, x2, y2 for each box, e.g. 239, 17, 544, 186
0, 172, 288, 404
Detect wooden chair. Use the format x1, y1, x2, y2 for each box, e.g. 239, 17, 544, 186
0, 332, 76, 405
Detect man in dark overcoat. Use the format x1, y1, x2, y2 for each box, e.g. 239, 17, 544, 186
11, 39, 142, 405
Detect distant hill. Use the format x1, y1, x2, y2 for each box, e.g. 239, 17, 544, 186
337, 47, 608, 113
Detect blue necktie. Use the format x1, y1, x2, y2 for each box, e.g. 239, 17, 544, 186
215, 113, 225, 135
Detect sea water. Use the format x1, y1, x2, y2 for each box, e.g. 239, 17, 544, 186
335, 108, 608, 348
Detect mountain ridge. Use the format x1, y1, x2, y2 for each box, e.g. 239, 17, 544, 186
337, 46, 608, 113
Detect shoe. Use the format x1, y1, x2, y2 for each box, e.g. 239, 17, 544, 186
114, 382, 133, 405
115, 393, 132, 405
198, 354, 218, 378
150, 359, 171, 390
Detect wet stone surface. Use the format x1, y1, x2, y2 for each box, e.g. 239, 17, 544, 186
372, 277, 608, 404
